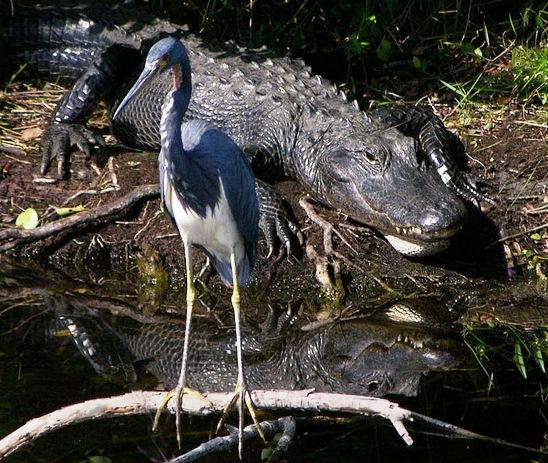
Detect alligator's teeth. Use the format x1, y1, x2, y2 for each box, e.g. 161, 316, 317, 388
396, 226, 402, 234
415, 340, 423, 349
404, 336, 409, 343
397, 334, 403, 342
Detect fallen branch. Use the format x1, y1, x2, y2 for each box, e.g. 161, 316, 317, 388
174, 416, 296, 463
0, 389, 544, 460
0, 184, 160, 251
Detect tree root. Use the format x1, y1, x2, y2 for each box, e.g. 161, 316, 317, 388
299, 197, 356, 256
1, 389, 544, 461
0, 184, 159, 251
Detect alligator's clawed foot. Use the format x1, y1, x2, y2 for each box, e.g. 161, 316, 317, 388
257, 180, 303, 258
41, 122, 105, 178
216, 379, 264, 458
152, 386, 212, 448
299, 197, 356, 257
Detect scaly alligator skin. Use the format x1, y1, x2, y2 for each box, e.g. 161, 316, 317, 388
0, 3, 492, 256
0, 260, 460, 397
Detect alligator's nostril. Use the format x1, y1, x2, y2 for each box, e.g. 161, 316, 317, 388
421, 211, 444, 229
420, 200, 466, 231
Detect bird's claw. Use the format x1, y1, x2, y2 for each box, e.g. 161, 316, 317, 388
216, 379, 264, 458
152, 386, 212, 448
41, 122, 106, 178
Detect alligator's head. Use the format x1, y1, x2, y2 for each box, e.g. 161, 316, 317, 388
317, 120, 467, 256
317, 311, 461, 396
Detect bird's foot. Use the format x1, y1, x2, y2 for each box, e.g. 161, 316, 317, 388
216, 379, 265, 458
152, 385, 212, 448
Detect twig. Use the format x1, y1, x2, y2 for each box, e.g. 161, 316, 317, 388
485, 223, 548, 249
1, 153, 32, 164
0, 390, 544, 461
0, 184, 160, 251
512, 121, 548, 129
173, 417, 296, 462
0, 144, 27, 157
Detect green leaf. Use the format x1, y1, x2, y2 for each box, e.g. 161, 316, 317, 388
412, 56, 422, 70
54, 205, 86, 217
532, 342, 545, 373
261, 447, 273, 461
460, 42, 474, 54
514, 342, 527, 379
376, 38, 392, 62
88, 457, 112, 463
15, 208, 39, 229
530, 233, 541, 240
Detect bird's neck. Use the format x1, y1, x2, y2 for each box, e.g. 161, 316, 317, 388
160, 64, 191, 154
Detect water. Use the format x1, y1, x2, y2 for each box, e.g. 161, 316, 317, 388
0, 258, 546, 462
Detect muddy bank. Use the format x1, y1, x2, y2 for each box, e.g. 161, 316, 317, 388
0, 75, 547, 314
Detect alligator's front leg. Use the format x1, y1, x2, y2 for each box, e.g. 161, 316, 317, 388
256, 180, 302, 257
41, 45, 141, 178
369, 106, 495, 205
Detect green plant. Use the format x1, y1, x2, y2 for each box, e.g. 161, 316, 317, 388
512, 46, 548, 103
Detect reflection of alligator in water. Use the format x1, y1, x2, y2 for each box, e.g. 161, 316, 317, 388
0, 261, 460, 398
0, 3, 494, 257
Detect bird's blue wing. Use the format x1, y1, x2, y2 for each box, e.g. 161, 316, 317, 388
158, 150, 178, 228
173, 121, 258, 285
224, 141, 260, 280
194, 126, 259, 282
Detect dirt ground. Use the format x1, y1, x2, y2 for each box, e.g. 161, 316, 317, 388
0, 78, 546, 316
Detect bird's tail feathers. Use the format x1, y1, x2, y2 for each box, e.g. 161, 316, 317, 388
205, 250, 252, 287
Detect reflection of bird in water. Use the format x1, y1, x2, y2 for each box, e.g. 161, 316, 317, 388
113, 36, 259, 455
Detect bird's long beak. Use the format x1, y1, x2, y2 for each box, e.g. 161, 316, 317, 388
112, 64, 159, 120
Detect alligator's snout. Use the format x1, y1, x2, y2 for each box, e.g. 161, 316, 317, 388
384, 193, 467, 257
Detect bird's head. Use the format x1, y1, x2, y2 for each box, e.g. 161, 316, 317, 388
113, 37, 191, 120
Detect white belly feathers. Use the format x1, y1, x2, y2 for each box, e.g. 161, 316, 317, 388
163, 167, 245, 263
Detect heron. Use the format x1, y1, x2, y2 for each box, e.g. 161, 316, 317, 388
113, 37, 260, 455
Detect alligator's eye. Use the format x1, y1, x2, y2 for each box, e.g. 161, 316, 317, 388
364, 151, 378, 164
367, 381, 379, 392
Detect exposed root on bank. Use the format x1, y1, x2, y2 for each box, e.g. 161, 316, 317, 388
299, 197, 357, 256
305, 243, 345, 301
0, 389, 544, 461
0, 184, 159, 251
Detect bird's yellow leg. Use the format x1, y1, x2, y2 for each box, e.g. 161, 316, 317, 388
215, 251, 265, 458
152, 240, 210, 447
172, 239, 196, 447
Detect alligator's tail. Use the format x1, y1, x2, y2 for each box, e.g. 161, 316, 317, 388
0, 7, 135, 83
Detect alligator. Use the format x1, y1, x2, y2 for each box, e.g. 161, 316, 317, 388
0, 3, 492, 257
0, 260, 461, 397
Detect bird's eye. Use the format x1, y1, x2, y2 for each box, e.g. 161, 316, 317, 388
158, 55, 169, 68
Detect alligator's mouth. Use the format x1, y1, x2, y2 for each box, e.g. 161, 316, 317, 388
380, 222, 462, 257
